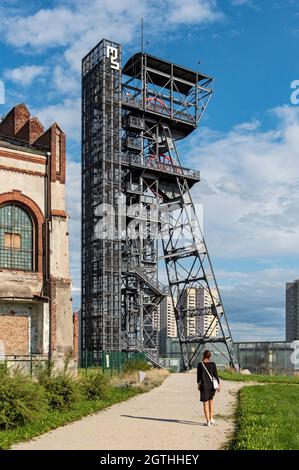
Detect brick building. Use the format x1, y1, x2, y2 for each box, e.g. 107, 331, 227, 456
0, 103, 76, 369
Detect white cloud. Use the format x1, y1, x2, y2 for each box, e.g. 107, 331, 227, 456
3, 7, 76, 49
1, 0, 224, 73
230, 322, 282, 342
233, 120, 261, 132
231, 0, 250, 5
166, 0, 223, 25
219, 266, 299, 341
4, 64, 47, 87
184, 106, 299, 259
34, 98, 81, 140
52, 65, 80, 96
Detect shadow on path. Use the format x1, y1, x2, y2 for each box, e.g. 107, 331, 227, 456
121, 415, 206, 426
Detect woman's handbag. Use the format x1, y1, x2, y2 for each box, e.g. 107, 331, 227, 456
202, 362, 219, 390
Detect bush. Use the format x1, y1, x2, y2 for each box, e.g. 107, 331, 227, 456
0, 374, 47, 429
122, 358, 151, 373
42, 373, 80, 411
34, 359, 54, 383
35, 361, 80, 411
80, 370, 109, 401
0, 362, 7, 377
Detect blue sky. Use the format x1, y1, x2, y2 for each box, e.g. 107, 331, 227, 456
0, 0, 299, 341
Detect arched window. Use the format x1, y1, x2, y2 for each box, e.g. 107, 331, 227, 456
0, 204, 34, 271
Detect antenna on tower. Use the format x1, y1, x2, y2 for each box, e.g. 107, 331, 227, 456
141, 17, 144, 53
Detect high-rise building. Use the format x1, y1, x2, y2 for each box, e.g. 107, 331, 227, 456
286, 280, 299, 341
201, 288, 219, 338
159, 292, 177, 356
153, 304, 161, 332
180, 288, 199, 337
178, 287, 219, 338
160, 294, 177, 338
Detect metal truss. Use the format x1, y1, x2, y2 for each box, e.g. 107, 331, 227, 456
82, 41, 238, 370
158, 126, 238, 369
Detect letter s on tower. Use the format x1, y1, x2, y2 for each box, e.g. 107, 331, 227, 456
290, 80, 299, 105
107, 46, 120, 70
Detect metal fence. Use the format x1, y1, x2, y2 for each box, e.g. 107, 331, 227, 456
0, 351, 148, 376
235, 341, 299, 375
80, 351, 147, 375
160, 338, 299, 375
160, 338, 234, 370
0, 354, 49, 376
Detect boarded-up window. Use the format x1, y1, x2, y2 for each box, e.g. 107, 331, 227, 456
4, 232, 21, 250
56, 130, 61, 173
0, 315, 29, 355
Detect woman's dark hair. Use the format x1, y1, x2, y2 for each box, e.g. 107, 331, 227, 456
203, 350, 211, 360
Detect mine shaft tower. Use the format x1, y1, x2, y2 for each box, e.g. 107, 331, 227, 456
82, 39, 238, 370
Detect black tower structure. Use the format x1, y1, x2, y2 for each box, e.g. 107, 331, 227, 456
82, 39, 238, 370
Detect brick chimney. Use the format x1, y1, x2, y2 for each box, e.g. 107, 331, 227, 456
0, 103, 30, 138
0, 104, 66, 184
15, 117, 44, 144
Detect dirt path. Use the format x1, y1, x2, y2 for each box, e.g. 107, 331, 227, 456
13, 370, 244, 450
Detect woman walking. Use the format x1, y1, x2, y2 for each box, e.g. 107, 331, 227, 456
197, 350, 220, 426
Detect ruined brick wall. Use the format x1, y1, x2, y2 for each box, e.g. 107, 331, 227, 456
0, 315, 29, 355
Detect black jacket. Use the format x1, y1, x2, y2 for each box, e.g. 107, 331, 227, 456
197, 361, 219, 386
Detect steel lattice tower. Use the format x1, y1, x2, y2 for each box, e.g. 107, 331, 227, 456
82, 39, 239, 370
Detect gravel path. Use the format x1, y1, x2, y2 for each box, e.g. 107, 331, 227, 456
13, 370, 244, 450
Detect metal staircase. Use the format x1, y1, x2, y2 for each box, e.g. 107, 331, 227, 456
130, 268, 165, 300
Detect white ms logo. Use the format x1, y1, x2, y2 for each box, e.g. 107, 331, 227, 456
107, 46, 120, 71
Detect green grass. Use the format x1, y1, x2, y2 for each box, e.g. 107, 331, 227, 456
230, 384, 299, 450
0, 387, 141, 450
219, 370, 299, 384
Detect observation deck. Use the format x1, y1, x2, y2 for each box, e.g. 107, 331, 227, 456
122, 52, 213, 138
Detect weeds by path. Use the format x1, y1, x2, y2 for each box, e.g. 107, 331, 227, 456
219, 370, 299, 385
229, 384, 299, 450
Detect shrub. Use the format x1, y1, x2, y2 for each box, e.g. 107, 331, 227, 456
0, 362, 7, 377
35, 360, 80, 411
0, 374, 47, 429
80, 370, 110, 401
122, 358, 151, 373
42, 373, 81, 411
34, 359, 55, 383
